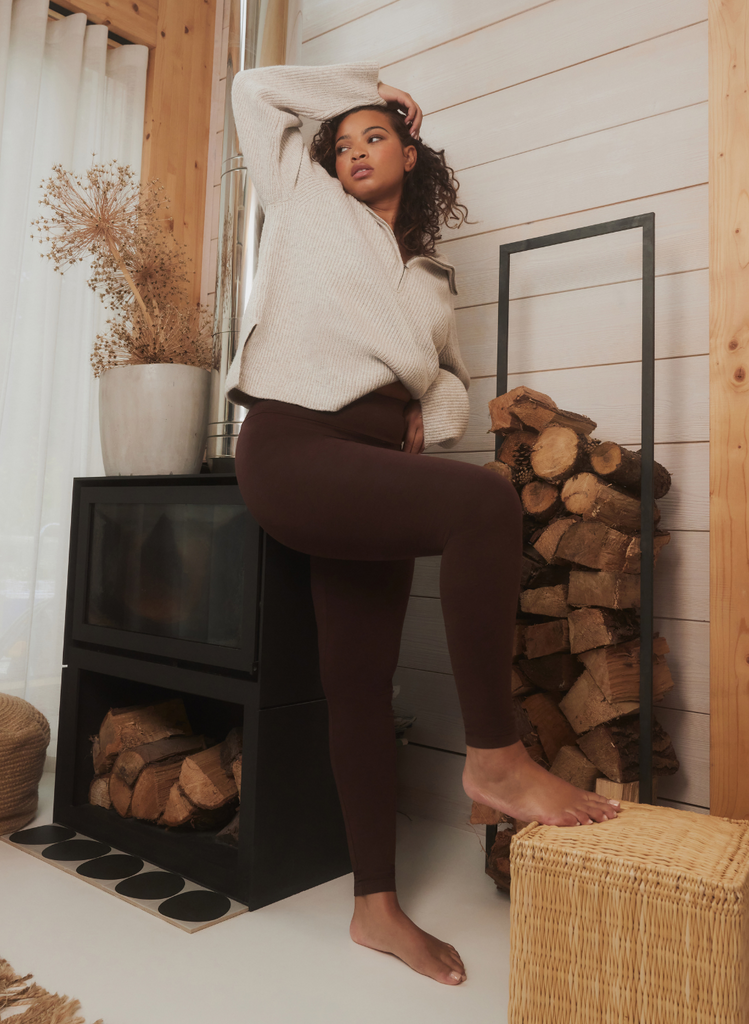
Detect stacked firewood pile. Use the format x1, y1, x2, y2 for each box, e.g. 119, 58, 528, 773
473, 387, 680, 892
88, 699, 242, 844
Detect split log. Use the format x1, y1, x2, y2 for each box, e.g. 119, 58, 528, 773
486, 826, 514, 892
595, 778, 658, 802
590, 442, 672, 500
488, 385, 556, 433
516, 652, 584, 694
112, 735, 207, 787
577, 715, 679, 783
530, 426, 590, 484
498, 430, 538, 470
511, 665, 536, 697
96, 700, 192, 774
520, 584, 571, 618
131, 759, 186, 821
179, 744, 239, 810
232, 755, 242, 797
216, 811, 241, 846
91, 735, 112, 776
549, 745, 601, 790
567, 570, 641, 610
567, 607, 639, 654
109, 773, 134, 818
513, 699, 535, 744
524, 618, 570, 659
558, 669, 639, 734
160, 783, 236, 830
524, 563, 570, 591
532, 516, 579, 563
89, 774, 112, 809
521, 692, 579, 763
579, 636, 674, 703
521, 480, 562, 522
520, 554, 542, 587
220, 727, 243, 776
621, 531, 671, 573
509, 393, 596, 435
482, 460, 514, 484
561, 473, 660, 534
512, 623, 526, 660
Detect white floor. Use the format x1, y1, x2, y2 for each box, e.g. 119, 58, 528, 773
0, 773, 513, 1024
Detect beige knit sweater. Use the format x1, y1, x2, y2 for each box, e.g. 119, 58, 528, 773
225, 61, 471, 450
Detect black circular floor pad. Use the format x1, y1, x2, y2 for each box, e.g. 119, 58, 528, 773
159, 890, 231, 922
77, 854, 144, 879
43, 839, 111, 861
10, 824, 76, 845
116, 871, 185, 900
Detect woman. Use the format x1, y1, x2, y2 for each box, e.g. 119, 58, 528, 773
227, 61, 620, 986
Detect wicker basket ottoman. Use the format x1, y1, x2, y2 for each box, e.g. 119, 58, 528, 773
508, 800, 749, 1023
0, 693, 50, 835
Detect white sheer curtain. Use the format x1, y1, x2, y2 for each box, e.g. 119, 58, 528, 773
0, 0, 148, 752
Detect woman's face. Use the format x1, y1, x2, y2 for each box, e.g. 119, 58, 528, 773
334, 109, 416, 205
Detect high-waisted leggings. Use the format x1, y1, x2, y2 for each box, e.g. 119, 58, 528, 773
234, 389, 523, 896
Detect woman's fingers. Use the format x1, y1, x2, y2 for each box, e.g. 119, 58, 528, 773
378, 82, 422, 138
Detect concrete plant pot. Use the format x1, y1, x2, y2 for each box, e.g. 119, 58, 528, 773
99, 363, 211, 476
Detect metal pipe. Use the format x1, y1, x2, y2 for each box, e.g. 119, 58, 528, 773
206, 0, 301, 472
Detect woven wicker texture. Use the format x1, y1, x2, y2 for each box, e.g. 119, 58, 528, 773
509, 800, 749, 1024
0, 694, 50, 835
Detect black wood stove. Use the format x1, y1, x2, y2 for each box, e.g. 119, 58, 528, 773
54, 474, 350, 909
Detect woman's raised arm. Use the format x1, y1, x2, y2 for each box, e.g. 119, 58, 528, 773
231, 62, 385, 207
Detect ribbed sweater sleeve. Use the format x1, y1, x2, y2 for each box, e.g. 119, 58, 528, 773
231, 61, 386, 206
420, 307, 471, 449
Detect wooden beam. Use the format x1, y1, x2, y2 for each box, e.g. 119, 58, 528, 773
709, 0, 749, 819
141, 0, 217, 307
51, 0, 159, 47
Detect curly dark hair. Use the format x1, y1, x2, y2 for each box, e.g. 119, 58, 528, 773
310, 104, 470, 258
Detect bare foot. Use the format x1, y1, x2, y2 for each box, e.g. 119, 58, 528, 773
350, 891, 466, 985
463, 740, 620, 827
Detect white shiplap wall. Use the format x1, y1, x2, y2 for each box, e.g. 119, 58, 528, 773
301, 0, 710, 829
202, 0, 710, 832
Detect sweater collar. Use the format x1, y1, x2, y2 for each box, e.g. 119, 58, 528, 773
359, 201, 458, 295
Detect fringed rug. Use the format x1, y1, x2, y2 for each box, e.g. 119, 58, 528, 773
0, 958, 103, 1023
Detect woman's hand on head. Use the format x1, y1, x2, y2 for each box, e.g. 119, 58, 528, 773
377, 82, 422, 139
403, 399, 425, 454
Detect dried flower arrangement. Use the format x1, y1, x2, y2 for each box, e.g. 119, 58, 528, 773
32, 159, 214, 377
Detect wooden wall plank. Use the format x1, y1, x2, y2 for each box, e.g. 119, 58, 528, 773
441, 104, 707, 243
708, 0, 749, 818
443, 186, 708, 309
435, 356, 709, 454
141, 0, 217, 307
393, 1, 708, 109
303, 0, 535, 69
456, 270, 707, 379
428, 22, 707, 173
655, 617, 710, 715
53, 0, 158, 47
654, 707, 710, 806
302, 0, 397, 43
393, 666, 464, 751
403, 531, 708, 622
397, 743, 475, 834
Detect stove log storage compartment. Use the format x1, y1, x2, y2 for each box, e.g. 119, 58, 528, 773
55, 475, 351, 909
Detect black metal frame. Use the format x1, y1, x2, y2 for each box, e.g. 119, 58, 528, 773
487, 214, 656, 862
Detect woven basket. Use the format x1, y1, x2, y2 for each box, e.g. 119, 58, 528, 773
509, 800, 749, 1024
0, 694, 50, 835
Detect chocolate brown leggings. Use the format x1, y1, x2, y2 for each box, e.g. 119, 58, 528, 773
234, 389, 523, 896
